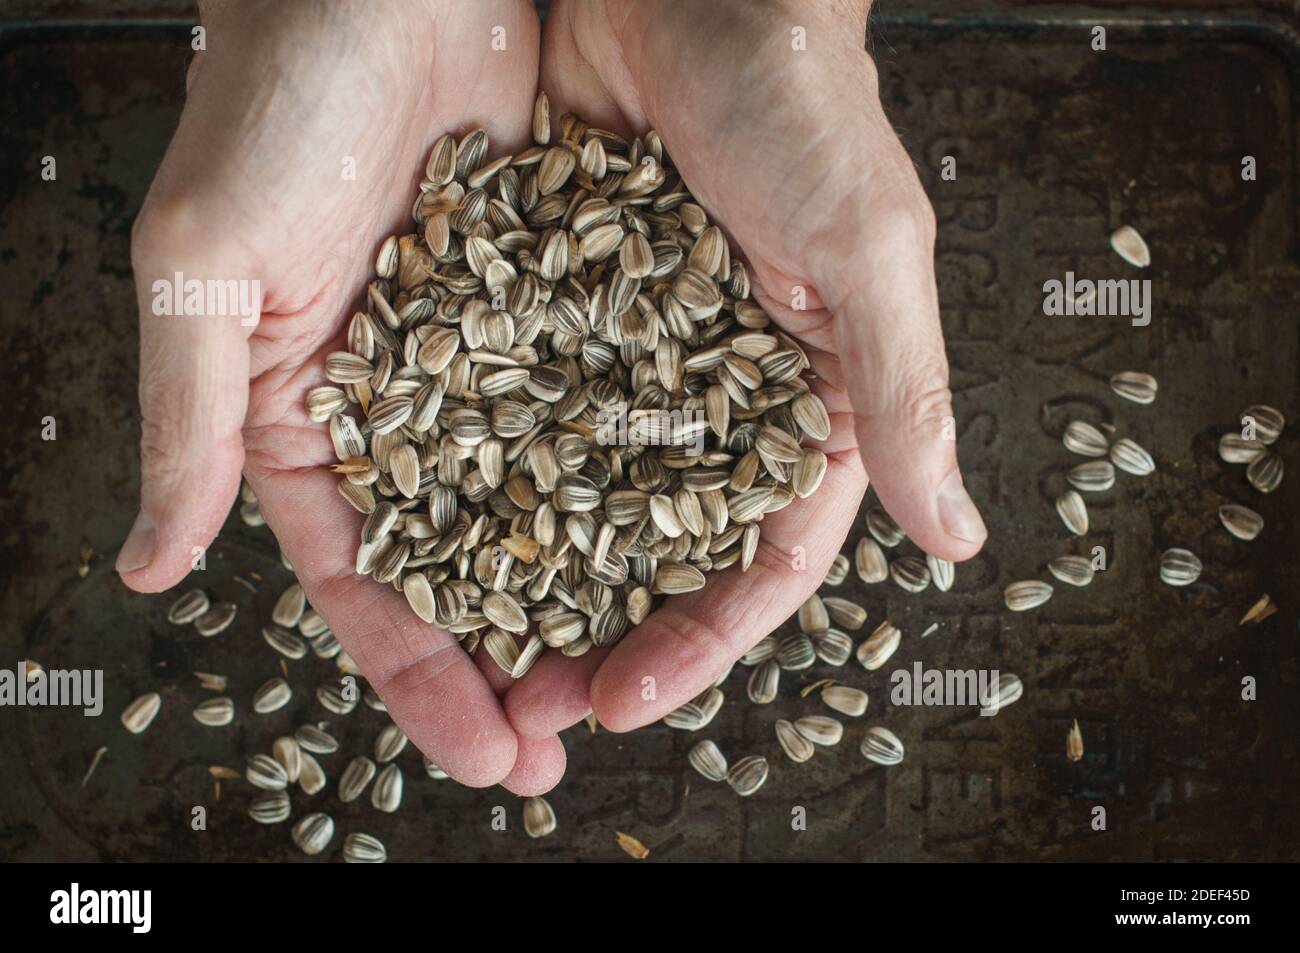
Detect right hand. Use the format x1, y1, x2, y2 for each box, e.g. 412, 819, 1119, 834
116, 0, 563, 793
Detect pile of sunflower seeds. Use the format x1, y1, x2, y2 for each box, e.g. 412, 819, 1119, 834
311, 93, 830, 677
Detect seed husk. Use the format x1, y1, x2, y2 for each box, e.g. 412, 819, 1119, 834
121, 693, 161, 734
1005, 580, 1053, 611
615, 831, 651, 860
775, 719, 815, 763
1239, 594, 1277, 626
1218, 503, 1263, 541
167, 589, 209, 624
343, 832, 388, 863
1067, 460, 1115, 492
1048, 555, 1095, 587
1109, 371, 1157, 404
688, 740, 728, 782
1066, 720, 1084, 762
1055, 490, 1089, 536
1159, 548, 1201, 586
1247, 452, 1283, 493
726, 755, 769, 796
193, 696, 234, 727
860, 726, 905, 766
1063, 421, 1108, 457
1109, 225, 1150, 267
856, 621, 900, 671
822, 684, 868, 717
1110, 437, 1155, 476
291, 813, 335, 856
980, 673, 1023, 716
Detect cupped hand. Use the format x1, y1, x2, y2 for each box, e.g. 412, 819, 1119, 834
505, 0, 986, 737
116, 0, 562, 793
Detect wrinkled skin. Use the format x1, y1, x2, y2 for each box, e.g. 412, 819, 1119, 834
119, 0, 984, 793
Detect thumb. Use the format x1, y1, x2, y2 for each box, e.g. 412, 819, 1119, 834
116, 206, 253, 592
818, 186, 987, 563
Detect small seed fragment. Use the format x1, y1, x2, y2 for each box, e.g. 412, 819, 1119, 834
1066, 720, 1084, 762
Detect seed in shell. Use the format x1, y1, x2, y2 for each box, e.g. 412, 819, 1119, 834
810, 628, 853, 667
271, 583, 306, 628
856, 621, 900, 671
746, 659, 780, 704
1109, 224, 1150, 267
1241, 404, 1285, 444
192, 696, 234, 727
860, 726, 905, 766
822, 684, 868, 717
523, 795, 557, 838
253, 677, 292, 714
822, 596, 867, 630
374, 724, 408, 763
1067, 460, 1115, 492
1005, 580, 1052, 611
343, 832, 387, 863
1246, 452, 1283, 493
295, 724, 339, 754
688, 740, 728, 782
823, 553, 850, 586
775, 719, 815, 763
1055, 490, 1088, 536
1218, 433, 1267, 464
298, 752, 327, 795
1218, 503, 1263, 541
194, 602, 237, 637
1110, 437, 1154, 476
371, 763, 403, 813
980, 673, 1023, 716
339, 756, 377, 803
1109, 371, 1157, 404
167, 589, 209, 624
926, 555, 954, 593
273, 736, 302, 783
249, 791, 291, 825
246, 753, 289, 791
794, 715, 844, 747
866, 507, 905, 547
1159, 548, 1202, 587
1063, 421, 1109, 458
291, 813, 335, 856
121, 693, 161, 734
726, 755, 769, 796
854, 537, 888, 584
889, 556, 931, 593
1048, 555, 1095, 587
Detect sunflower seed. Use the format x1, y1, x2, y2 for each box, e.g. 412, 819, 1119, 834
374, 724, 408, 763
295, 724, 339, 754
1110, 437, 1154, 476
822, 596, 867, 630
1241, 404, 1285, 444
823, 553, 850, 586
797, 594, 829, 633
194, 602, 237, 637
1159, 548, 1201, 586
980, 673, 1023, 715
1005, 580, 1052, 611
1048, 555, 1095, 587
253, 677, 292, 714
794, 715, 843, 746
855, 537, 888, 584
298, 752, 326, 795
746, 659, 780, 704
167, 589, 209, 624
1109, 371, 1157, 404
860, 726, 905, 766
1063, 421, 1109, 457
1067, 460, 1115, 492
1055, 490, 1089, 535
1218, 433, 1267, 464
193, 697, 234, 727
121, 693, 161, 734
1247, 452, 1283, 493
822, 684, 868, 717
263, 624, 308, 660
246, 754, 289, 791
1239, 593, 1277, 626
726, 755, 769, 796
664, 688, 724, 730
249, 791, 291, 825
688, 740, 728, 782
522, 795, 557, 838
775, 719, 815, 763
776, 633, 816, 671
890, 556, 931, 593
291, 813, 335, 856
343, 832, 387, 863
371, 763, 403, 813
1218, 503, 1263, 541
339, 756, 377, 803
926, 554, 955, 592
272, 736, 301, 783
810, 628, 853, 666
866, 507, 905, 547
1109, 225, 1150, 267
856, 621, 900, 671
318, 682, 358, 715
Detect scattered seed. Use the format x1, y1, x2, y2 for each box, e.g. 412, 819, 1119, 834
688, 740, 728, 781
121, 693, 161, 734
1159, 548, 1202, 587
1005, 580, 1053, 611
1066, 720, 1084, 762
1109, 371, 1157, 404
860, 726, 904, 766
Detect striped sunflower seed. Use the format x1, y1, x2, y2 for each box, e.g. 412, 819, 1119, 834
1159, 548, 1201, 586
371, 763, 403, 813
797, 594, 829, 633
856, 622, 900, 671
860, 726, 905, 766
794, 715, 843, 746
1218, 503, 1263, 541
194, 602, 237, 637
740, 637, 777, 665
810, 628, 853, 666
1067, 460, 1115, 492
343, 832, 388, 863
746, 659, 780, 704
664, 688, 724, 730
339, 756, 377, 803
775, 719, 815, 763
866, 507, 905, 547
1218, 433, 1267, 464
776, 633, 816, 671
926, 554, 955, 593
317, 682, 357, 715
1063, 421, 1109, 457
249, 791, 291, 825
272, 583, 307, 627
1055, 490, 1089, 536
291, 813, 335, 856
523, 796, 557, 838
1110, 437, 1154, 476
1109, 371, 1157, 404
688, 740, 728, 782
295, 724, 339, 754
854, 537, 888, 584
1048, 555, 1095, 587
980, 673, 1023, 716
890, 556, 931, 593
726, 755, 769, 796
823, 553, 850, 586
822, 596, 867, 630
167, 589, 209, 624
1247, 452, 1283, 493
374, 724, 408, 763
273, 736, 302, 783
254, 677, 292, 714
1005, 580, 1052, 611
822, 684, 868, 717
298, 752, 326, 795
193, 697, 234, 727
247, 754, 289, 791
263, 624, 308, 660
121, 693, 161, 734
1242, 404, 1285, 444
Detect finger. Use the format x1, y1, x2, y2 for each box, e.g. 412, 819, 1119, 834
504, 647, 609, 739
246, 454, 519, 789
499, 734, 568, 796
590, 450, 867, 731
815, 153, 987, 562
116, 233, 254, 593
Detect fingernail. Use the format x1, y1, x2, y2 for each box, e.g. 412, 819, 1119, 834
936, 469, 987, 544
116, 510, 157, 573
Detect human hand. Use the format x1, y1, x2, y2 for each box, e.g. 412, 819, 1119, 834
505, 0, 986, 737
115, 0, 563, 793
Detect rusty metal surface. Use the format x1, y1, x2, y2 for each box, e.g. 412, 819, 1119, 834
1, 12, 1297, 862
